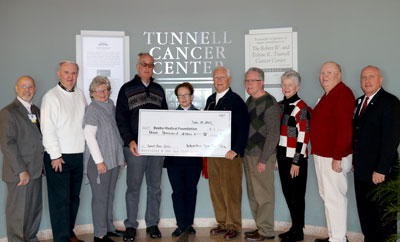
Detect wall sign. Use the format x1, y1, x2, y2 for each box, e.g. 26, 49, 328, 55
245, 27, 298, 101
76, 30, 130, 103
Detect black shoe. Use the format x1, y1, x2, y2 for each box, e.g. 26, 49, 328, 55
279, 230, 292, 239
314, 236, 348, 242
123, 227, 136, 241
172, 227, 186, 237
146, 225, 162, 239
314, 238, 329, 242
187, 225, 196, 234
107, 230, 124, 237
94, 235, 114, 242
281, 230, 304, 242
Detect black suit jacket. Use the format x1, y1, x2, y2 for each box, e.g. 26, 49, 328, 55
353, 88, 400, 183
205, 88, 250, 157
0, 99, 43, 182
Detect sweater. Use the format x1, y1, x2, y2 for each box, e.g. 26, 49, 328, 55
309, 82, 355, 160
83, 99, 124, 169
116, 75, 168, 146
205, 88, 250, 157
41, 84, 87, 159
277, 94, 311, 166
245, 92, 280, 164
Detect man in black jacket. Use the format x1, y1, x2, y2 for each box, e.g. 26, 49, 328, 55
206, 66, 250, 241
116, 53, 168, 241
353, 65, 400, 242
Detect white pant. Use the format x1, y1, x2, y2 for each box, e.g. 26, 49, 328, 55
314, 154, 352, 242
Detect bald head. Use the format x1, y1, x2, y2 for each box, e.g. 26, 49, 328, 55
16, 75, 34, 85
15, 75, 36, 103
361, 65, 381, 76
360, 65, 383, 97
319, 61, 342, 94
323, 61, 342, 73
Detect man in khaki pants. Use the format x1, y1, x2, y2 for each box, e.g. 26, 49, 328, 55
243, 67, 280, 241
206, 66, 250, 241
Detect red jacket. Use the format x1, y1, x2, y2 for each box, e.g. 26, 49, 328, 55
310, 82, 355, 160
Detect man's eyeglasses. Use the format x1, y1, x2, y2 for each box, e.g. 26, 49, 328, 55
138, 62, 155, 68
20, 85, 35, 90
177, 94, 191, 99
244, 79, 262, 83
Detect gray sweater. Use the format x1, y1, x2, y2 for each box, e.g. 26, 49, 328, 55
245, 92, 280, 164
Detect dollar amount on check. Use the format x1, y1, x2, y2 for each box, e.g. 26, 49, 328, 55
138, 109, 231, 157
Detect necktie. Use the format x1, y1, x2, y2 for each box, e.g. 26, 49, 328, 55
359, 96, 369, 116
30, 106, 41, 132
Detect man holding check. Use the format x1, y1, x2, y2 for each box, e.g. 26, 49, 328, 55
116, 52, 168, 241
206, 66, 250, 241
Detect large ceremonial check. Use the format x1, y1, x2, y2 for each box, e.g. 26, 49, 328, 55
138, 109, 231, 157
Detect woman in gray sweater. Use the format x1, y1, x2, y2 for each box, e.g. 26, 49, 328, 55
83, 76, 125, 242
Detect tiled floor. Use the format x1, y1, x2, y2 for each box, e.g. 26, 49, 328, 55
43, 227, 324, 242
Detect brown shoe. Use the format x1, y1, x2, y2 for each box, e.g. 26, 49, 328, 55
71, 236, 84, 242
246, 231, 275, 241
210, 225, 227, 235
224, 230, 240, 241
244, 229, 258, 238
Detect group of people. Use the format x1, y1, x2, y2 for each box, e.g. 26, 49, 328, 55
0, 52, 399, 242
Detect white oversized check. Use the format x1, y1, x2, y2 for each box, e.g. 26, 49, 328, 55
138, 109, 231, 157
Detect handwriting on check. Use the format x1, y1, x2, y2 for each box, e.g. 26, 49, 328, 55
144, 125, 223, 137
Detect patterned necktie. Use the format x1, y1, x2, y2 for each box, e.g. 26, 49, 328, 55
30, 106, 41, 132
359, 96, 369, 116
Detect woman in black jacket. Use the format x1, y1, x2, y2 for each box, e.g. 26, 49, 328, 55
164, 82, 203, 237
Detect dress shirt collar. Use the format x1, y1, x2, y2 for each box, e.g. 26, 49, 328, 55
364, 87, 381, 105
58, 82, 75, 92
17, 96, 32, 113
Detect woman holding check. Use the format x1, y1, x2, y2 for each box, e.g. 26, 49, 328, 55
164, 82, 203, 237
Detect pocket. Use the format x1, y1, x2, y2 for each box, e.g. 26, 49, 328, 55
341, 154, 353, 173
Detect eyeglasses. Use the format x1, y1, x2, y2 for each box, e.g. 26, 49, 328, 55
94, 89, 109, 94
214, 76, 227, 81
177, 94, 191, 99
20, 85, 35, 90
138, 62, 155, 68
244, 79, 262, 83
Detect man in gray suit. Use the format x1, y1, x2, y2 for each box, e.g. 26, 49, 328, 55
0, 75, 43, 242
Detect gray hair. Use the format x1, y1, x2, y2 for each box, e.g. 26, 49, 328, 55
245, 67, 264, 81
137, 52, 154, 63
89, 76, 111, 98
281, 70, 301, 86
212, 66, 231, 78
58, 60, 79, 72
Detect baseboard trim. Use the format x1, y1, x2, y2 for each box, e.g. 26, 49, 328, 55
0, 218, 364, 241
